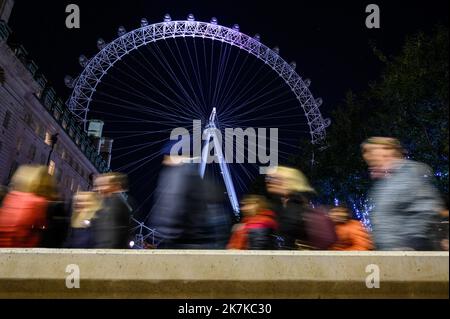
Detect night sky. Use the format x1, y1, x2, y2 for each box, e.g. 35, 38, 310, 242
6, 0, 449, 218
8, 0, 448, 113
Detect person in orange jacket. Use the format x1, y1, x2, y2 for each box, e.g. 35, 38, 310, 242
227, 195, 278, 250
329, 206, 373, 251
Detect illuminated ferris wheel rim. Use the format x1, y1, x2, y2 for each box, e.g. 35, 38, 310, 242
66, 15, 331, 144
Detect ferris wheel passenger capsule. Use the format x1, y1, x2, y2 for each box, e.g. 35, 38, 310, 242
273, 46, 280, 54
290, 61, 297, 69
117, 26, 126, 37
79, 55, 88, 67
64, 75, 75, 88
210, 17, 218, 25
140, 18, 149, 27
304, 78, 311, 87
315, 98, 323, 107
97, 38, 106, 50
164, 14, 172, 22
232, 24, 240, 31
254, 34, 261, 41
187, 14, 195, 21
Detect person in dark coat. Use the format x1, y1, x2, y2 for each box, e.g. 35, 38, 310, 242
266, 166, 337, 250
150, 138, 230, 249
41, 193, 71, 248
92, 173, 131, 249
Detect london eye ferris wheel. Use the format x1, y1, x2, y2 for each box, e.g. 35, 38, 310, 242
64, 14, 330, 241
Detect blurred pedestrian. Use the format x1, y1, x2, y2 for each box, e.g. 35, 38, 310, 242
227, 195, 278, 250
65, 192, 101, 248
201, 179, 233, 249
0, 165, 51, 247
266, 166, 336, 250
266, 166, 310, 249
92, 172, 131, 249
40, 185, 70, 248
329, 206, 373, 251
361, 137, 443, 250
150, 138, 221, 249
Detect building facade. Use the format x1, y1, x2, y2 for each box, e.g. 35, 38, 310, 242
0, 17, 110, 200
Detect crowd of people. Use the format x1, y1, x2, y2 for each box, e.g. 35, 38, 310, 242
0, 168, 131, 249
0, 136, 448, 251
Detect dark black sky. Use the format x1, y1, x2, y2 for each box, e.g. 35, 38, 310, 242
8, 0, 449, 114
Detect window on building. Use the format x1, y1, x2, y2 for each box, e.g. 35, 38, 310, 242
44, 131, 52, 146
28, 144, 36, 161
0, 66, 5, 85
35, 123, 42, 136
2, 110, 11, 129
24, 113, 33, 126
16, 137, 23, 152
48, 160, 56, 176
53, 109, 61, 120
57, 171, 62, 183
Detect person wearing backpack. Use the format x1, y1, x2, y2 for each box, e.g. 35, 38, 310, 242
266, 166, 337, 250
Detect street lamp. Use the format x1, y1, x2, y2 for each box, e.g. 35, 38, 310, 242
46, 133, 59, 166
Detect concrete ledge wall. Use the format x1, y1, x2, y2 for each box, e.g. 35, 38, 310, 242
0, 249, 448, 298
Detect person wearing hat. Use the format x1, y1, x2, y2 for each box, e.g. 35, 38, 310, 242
361, 137, 443, 250
265, 166, 336, 250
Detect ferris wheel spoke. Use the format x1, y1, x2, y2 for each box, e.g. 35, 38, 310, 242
212, 39, 232, 110
133, 47, 203, 116
211, 40, 224, 109
116, 151, 163, 173
219, 53, 262, 116
92, 109, 190, 128
213, 44, 243, 111
119, 57, 198, 119
94, 92, 196, 123
125, 151, 165, 175
140, 43, 200, 116
111, 130, 174, 140
219, 53, 276, 115
183, 38, 208, 114
151, 41, 204, 116
218, 43, 237, 110
96, 72, 191, 119
225, 70, 288, 118
113, 139, 167, 160
104, 129, 176, 144
231, 96, 301, 120
111, 58, 195, 117
169, 39, 207, 113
